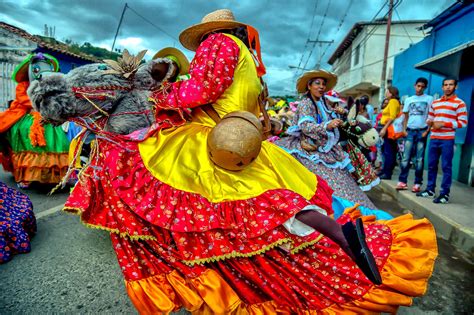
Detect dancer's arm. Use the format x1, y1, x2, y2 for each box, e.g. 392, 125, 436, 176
151, 33, 239, 109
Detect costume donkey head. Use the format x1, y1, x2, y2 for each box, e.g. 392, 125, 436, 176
28, 50, 176, 135
340, 105, 379, 148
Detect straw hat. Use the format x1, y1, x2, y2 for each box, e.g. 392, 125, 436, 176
296, 70, 337, 94
12, 53, 59, 83
152, 47, 190, 76
179, 9, 248, 51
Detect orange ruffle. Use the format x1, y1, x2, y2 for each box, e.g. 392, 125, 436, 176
0, 82, 32, 133
125, 212, 437, 314
321, 213, 437, 314
9, 151, 69, 183
29, 111, 46, 147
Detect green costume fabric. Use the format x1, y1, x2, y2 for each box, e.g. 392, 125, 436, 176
6, 114, 69, 153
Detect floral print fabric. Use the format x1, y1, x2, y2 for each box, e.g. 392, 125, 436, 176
112, 215, 393, 309
276, 95, 375, 208
345, 140, 380, 191
65, 138, 334, 264
0, 181, 36, 263
151, 33, 239, 110
277, 95, 351, 167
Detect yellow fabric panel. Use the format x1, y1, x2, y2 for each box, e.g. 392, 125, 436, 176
139, 124, 317, 202
139, 34, 318, 202
381, 99, 401, 125
208, 34, 262, 119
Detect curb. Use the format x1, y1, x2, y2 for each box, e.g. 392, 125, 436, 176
376, 180, 474, 261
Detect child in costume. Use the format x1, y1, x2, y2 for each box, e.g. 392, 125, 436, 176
0, 53, 70, 188
29, 9, 437, 314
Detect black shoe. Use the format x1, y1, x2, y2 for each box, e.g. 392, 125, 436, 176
378, 174, 392, 180
433, 194, 449, 204
416, 189, 435, 198
342, 218, 382, 285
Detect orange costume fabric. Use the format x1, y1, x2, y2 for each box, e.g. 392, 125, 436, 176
0, 81, 69, 184
0, 82, 34, 132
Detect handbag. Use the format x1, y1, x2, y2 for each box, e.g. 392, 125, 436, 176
387, 113, 405, 140
300, 135, 318, 151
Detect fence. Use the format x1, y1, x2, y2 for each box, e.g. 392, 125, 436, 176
0, 62, 16, 111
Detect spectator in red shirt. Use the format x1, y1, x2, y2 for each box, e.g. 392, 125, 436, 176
417, 78, 468, 203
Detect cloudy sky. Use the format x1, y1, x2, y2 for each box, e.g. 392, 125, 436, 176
1, 0, 452, 95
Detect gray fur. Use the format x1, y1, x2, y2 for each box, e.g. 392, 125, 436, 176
28, 58, 176, 135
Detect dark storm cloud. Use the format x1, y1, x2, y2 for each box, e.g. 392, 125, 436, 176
1, 0, 452, 95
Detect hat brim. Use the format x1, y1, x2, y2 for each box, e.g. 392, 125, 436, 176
153, 47, 190, 76
179, 20, 247, 51
12, 53, 59, 83
296, 70, 337, 94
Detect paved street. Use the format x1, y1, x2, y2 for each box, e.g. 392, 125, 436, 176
1, 168, 473, 314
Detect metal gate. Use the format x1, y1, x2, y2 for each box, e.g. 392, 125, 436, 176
0, 62, 16, 111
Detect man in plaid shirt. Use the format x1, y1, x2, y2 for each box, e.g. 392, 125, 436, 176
417, 78, 468, 204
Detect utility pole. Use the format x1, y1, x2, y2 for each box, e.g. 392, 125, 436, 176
112, 3, 128, 52
379, 0, 394, 104
307, 39, 334, 69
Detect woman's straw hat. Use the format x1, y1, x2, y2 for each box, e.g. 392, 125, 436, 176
179, 9, 248, 51
296, 70, 338, 94
152, 47, 190, 75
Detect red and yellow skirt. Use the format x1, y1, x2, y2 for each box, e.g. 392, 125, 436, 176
64, 133, 437, 314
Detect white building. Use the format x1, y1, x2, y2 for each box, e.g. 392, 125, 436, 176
328, 19, 428, 107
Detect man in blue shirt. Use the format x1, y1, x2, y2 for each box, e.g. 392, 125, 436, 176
396, 78, 433, 192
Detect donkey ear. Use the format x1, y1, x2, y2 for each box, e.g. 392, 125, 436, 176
347, 104, 357, 120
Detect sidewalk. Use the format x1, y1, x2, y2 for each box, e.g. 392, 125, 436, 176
374, 167, 474, 261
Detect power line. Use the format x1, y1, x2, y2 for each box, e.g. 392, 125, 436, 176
112, 3, 128, 52
330, 0, 404, 72
302, 0, 332, 73
395, 6, 413, 43
126, 5, 178, 42
319, 0, 354, 66
295, 0, 321, 77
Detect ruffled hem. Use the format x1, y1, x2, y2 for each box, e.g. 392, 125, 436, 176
8, 151, 69, 183
359, 176, 380, 192
65, 137, 334, 238
0, 151, 14, 173
64, 203, 329, 266
123, 210, 437, 314
282, 147, 353, 171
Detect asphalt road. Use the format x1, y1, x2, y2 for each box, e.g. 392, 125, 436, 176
1, 169, 473, 314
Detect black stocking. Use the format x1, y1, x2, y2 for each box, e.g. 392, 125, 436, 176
295, 210, 356, 261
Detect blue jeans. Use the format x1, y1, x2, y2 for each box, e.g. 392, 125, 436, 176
426, 139, 454, 195
382, 137, 398, 178
398, 128, 427, 185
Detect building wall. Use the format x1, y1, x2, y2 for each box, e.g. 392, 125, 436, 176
392, 5, 474, 184
0, 28, 95, 111
0, 28, 37, 110
392, 37, 444, 102
332, 22, 426, 107
431, 6, 474, 55
34, 48, 92, 73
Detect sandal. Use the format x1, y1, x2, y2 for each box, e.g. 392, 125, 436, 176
342, 218, 382, 285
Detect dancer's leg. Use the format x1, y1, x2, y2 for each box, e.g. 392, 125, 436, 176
295, 210, 355, 260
